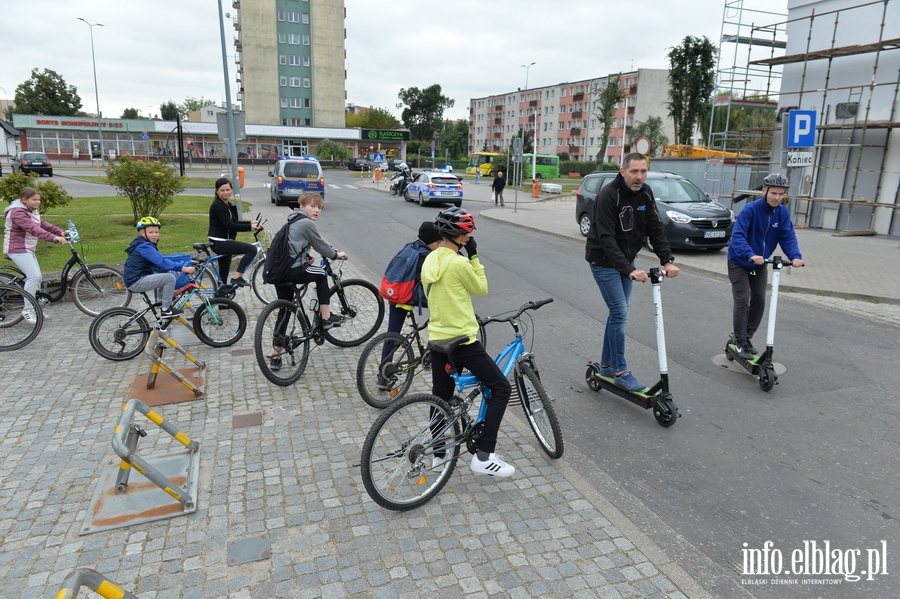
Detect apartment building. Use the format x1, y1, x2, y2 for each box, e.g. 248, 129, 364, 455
469, 69, 672, 163
233, 0, 345, 128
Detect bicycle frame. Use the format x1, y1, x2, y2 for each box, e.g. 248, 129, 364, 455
452, 335, 527, 425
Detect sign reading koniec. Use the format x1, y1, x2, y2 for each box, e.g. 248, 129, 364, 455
787, 151, 814, 167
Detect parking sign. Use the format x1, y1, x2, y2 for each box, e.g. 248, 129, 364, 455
788, 110, 816, 148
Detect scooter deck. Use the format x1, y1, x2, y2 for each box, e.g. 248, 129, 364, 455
591, 373, 661, 409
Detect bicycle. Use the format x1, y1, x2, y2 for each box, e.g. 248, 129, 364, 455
359, 298, 563, 511
254, 257, 385, 386
0, 283, 44, 351
355, 305, 487, 409
190, 216, 270, 302
0, 221, 131, 317
89, 282, 247, 361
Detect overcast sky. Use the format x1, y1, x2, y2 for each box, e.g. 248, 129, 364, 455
0, 0, 788, 122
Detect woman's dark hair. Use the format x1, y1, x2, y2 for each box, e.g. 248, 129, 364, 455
215, 177, 232, 193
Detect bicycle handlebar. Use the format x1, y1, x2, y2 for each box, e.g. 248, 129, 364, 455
478, 298, 553, 327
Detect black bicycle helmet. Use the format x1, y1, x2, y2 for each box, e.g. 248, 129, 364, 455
762, 173, 789, 188
434, 207, 476, 237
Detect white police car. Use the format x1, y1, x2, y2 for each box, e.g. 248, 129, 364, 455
268, 156, 325, 206
405, 171, 463, 207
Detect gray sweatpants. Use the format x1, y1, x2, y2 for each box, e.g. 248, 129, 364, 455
127, 273, 177, 310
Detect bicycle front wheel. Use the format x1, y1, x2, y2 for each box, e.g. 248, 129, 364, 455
356, 331, 420, 409
71, 265, 132, 317
254, 299, 310, 386
89, 307, 150, 361
249, 258, 274, 304
324, 278, 385, 347
193, 297, 246, 347
0, 284, 43, 351
515, 361, 564, 459
360, 393, 460, 511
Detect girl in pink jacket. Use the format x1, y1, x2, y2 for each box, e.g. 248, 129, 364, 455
3, 187, 68, 322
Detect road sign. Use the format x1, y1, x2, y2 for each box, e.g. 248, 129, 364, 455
634, 137, 651, 155
787, 151, 814, 167
141, 132, 149, 141
788, 110, 816, 148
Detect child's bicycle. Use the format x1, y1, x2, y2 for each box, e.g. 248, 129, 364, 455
253, 257, 385, 386
359, 298, 562, 511
0, 222, 131, 317
0, 284, 44, 351
355, 305, 487, 409
88, 283, 247, 361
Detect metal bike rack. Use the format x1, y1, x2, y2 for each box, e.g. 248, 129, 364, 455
80, 399, 200, 535
144, 322, 207, 398
57, 568, 139, 599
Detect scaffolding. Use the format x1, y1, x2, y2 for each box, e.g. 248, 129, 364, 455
711, 0, 900, 234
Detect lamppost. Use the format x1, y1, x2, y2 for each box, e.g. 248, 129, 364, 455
514, 62, 535, 210
77, 18, 105, 167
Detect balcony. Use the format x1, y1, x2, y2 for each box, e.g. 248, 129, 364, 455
570, 128, 582, 137
493, 132, 502, 139
627, 106, 635, 115
572, 111, 583, 119
494, 105, 504, 111
573, 92, 585, 101
232, 0, 240, 7
629, 84, 637, 95
233, 16, 240, 30
493, 118, 502, 124
234, 36, 242, 49
529, 100, 538, 107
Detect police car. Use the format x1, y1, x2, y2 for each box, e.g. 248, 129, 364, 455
405, 171, 463, 207
268, 156, 325, 206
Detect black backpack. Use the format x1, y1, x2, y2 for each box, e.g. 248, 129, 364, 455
262, 212, 308, 284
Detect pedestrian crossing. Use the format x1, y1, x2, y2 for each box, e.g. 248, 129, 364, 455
264, 183, 364, 190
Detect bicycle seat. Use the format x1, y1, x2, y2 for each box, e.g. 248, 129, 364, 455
193, 242, 215, 252
427, 336, 470, 356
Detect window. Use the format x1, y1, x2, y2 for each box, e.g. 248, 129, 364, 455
290, 98, 302, 108
281, 97, 289, 108
302, 35, 310, 46
279, 54, 287, 65
206, 110, 213, 116
277, 10, 286, 21
303, 78, 310, 88
304, 118, 311, 126
303, 56, 310, 67
280, 76, 288, 86
302, 13, 309, 24
304, 98, 311, 108
289, 55, 301, 66
289, 33, 300, 44
290, 77, 301, 87
608, 138, 616, 147
288, 11, 300, 22
278, 32, 287, 44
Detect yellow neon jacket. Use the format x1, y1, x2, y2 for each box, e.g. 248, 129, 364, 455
421, 246, 487, 343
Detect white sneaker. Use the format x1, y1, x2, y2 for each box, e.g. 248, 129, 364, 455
432, 453, 451, 470
21, 309, 37, 323
470, 453, 515, 478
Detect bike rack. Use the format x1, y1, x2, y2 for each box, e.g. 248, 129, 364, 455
56, 568, 139, 599
144, 322, 207, 398
80, 399, 200, 535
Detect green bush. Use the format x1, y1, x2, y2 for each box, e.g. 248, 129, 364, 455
105, 154, 185, 224
0, 171, 73, 214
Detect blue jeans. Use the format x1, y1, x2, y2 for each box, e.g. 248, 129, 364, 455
590, 263, 634, 373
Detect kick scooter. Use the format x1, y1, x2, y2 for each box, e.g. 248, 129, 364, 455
585, 267, 680, 427
724, 256, 795, 392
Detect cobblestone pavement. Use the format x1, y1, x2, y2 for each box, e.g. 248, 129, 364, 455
1, 268, 711, 598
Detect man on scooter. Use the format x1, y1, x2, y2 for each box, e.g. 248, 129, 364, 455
727, 173, 804, 360
585, 153, 680, 392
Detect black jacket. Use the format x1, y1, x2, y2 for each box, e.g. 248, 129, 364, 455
584, 174, 674, 276
208, 198, 251, 241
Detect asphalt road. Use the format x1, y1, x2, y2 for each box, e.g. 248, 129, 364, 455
58, 168, 900, 598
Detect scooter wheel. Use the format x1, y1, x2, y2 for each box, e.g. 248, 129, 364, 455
585, 365, 602, 392
758, 364, 776, 392
653, 398, 678, 428
724, 342, 735, 361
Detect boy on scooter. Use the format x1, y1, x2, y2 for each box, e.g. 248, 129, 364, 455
727, 173, 804, 360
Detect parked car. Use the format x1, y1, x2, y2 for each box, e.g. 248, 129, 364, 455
268, 157, 325, 206
347, 158, 372, 171
12, 151, 53, 177
575, 171, 735, 249
405, 171, 463, 207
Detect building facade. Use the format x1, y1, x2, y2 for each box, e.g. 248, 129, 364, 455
469, 69, 673, 163
234, 0, 345, 128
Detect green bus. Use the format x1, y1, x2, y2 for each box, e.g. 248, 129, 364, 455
522, 154, 560, 179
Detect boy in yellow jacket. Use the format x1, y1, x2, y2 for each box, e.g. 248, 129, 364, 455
421, 207, 514, 477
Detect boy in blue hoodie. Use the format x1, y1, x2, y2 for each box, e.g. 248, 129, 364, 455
123, 217, 196, 318
727, 173, 804, 359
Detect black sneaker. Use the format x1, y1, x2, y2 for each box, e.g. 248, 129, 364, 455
737, 345, 754, 360
321, 314, 346, 329
230, 277, 250, 288
160, 307, 183, 319
376, 375, 391, 391
747, 342, 759, 355
269, 356, 282, 372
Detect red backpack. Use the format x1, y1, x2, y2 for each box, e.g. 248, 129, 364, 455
379, 241, 430, 306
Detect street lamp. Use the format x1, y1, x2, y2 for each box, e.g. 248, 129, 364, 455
77, 17, 105, 166
514, 62, 535, 210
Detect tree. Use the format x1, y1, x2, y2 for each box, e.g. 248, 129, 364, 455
628, 116, 669, 157
345, 107, 401, 130
0, 172, 73, 214
178, 97, 216, 118
121, 108, 139, 119
105, 155, 185, 223
592, 74, 626, 166
397, 85, 455, 143
705, 91, 776, 155
13, 68, 82, 116
667, 36, 718, 145
314, 138, 351, 162
160, 101, 179, 121
438, 119, 469, 159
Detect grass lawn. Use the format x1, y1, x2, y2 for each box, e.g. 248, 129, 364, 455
1, 195, 257, 269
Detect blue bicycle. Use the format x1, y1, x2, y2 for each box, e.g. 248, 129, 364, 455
360, 298, 562, 511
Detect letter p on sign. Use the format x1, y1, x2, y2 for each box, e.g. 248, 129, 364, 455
788, 110, 817, 148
